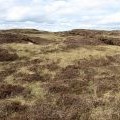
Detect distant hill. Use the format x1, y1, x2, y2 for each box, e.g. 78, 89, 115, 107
0, 28, 49, 34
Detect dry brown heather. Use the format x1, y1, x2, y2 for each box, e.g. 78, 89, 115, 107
0, 29, 120, 120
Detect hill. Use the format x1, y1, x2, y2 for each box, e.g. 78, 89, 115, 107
0, 29, 120, 120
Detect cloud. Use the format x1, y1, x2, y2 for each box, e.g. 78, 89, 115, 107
0, 0, 120, 31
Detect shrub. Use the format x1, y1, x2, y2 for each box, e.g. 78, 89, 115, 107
0, 84, 25, 99
0, 48, 18, 61
0, 101, 27, 119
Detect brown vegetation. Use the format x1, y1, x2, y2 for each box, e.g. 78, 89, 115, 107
0, 29, 120, 120
0, 48, 18, 61
0, 84, 25, 99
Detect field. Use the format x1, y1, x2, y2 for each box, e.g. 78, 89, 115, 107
0, 29, 120, 120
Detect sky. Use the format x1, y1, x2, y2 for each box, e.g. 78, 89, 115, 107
0, 0, 120, 31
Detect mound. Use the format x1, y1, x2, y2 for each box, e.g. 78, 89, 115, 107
64, 37, 104, 49
99, 36, 120, 46
0, 32, 53, 45
0, 33, 27, 44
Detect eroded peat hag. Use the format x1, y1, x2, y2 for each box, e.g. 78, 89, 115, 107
0, 29, 120, 120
